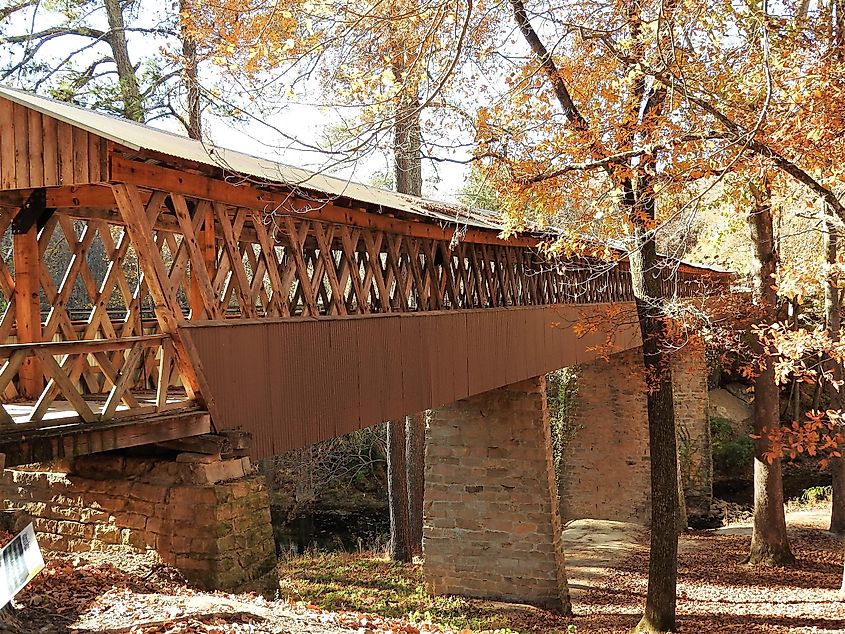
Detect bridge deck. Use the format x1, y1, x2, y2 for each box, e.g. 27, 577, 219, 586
0, 409, 210, 467
1, 391, 191, 426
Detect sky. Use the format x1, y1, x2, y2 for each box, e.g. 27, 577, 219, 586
0, 1, 474, 204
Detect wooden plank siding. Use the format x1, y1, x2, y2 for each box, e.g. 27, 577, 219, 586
0, 97, 107, 190
181, 304, 642, 460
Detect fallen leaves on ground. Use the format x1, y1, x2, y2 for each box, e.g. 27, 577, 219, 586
572, 526, 845, 633
6, 556, 456, 634
3, 516, 844, 633
279, 550, 571, 632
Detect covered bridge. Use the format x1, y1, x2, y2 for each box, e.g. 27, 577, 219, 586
0, 86, 726, 609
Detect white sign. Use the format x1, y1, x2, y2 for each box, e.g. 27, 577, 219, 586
0, 524, 44, 609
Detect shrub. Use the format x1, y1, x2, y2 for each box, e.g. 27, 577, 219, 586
710, 416, 754, 475
800, 485, 832, 506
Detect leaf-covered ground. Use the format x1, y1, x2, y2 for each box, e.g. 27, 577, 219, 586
0, 509, 842, 633
571, 524, 844, 633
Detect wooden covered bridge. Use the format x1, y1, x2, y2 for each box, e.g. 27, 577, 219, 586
0, 86, 726, 608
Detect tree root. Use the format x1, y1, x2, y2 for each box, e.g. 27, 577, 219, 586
631, 615, 675, 633
745, 549, 796, 567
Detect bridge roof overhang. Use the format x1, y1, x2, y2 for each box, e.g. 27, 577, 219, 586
0, 85, 730, 279
0, 85, 503, 227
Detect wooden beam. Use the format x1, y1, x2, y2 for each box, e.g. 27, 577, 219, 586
33, 349, 97, 423
188, 200, 217, 319
0, 410, 212, 467
0, 185, 732, 280
111, 183, 221, 428
12, 222, 43, 397
108, 154, 538, 248
0, 334, 167, 359
0, 185, 117, 210
155, 430, 251, 455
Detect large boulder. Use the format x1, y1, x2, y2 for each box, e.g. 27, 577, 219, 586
708, 384, 752, 435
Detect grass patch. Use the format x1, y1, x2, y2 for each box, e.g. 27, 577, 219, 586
786, 485, 833, 512
278, 551, 573, 633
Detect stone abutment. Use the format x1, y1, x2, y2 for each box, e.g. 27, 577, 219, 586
0, 450, 277, 592
558, 342, 712, 524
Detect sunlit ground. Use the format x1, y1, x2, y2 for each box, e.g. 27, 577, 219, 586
5, 507, 843, 633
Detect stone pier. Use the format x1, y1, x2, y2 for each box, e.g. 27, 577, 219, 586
670, 340, 713, 519
423, 376, 569, 612
558, 347, 652, 523
0, 450, 278, 591
558, 342, 712, 525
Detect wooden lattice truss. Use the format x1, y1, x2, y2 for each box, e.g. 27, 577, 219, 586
0, 159, 717, 433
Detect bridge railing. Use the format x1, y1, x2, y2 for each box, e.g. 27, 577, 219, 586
0, 186, 725, 411
0, 193, 719, 337
0, 334, 191, 429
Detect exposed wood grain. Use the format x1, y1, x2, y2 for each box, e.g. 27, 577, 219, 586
72, 126, 90, 184
0, 99, 15, 189
187, 201, 219, 319
12, 225, 43, 397
27, 109, 44, 188
0, 351, 27, 398
57, 121, 75, 185
13, 103, 29, 190
101, 340, 145, 419
0, 410, 211, 467
33, 349, 97, 423
41, 114, 59, 187
91, 351, 141, 409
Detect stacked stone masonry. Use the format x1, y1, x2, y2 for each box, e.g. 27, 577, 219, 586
424, 376, 569, 612
0, 453, 277, 591
559, 346, 652, 524
559, 343, 711, 525
669, 341, 713, 517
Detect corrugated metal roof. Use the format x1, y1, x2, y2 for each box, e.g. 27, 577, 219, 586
0, 85, 502, 231
0, 85, 731, 275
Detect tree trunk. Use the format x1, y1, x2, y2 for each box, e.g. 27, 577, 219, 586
103, 0, 143, 122
387, 419, 412, 562
824, 208, 845, 535
841, 554, 845, 596
505, 1, 677, 626
831, 457, 845, 534
747, 179, 794, 566
622, 158, 679, 633
405, 412, 425, 554
394, 102, 422, 197
392, 46, 423, 199
676, 454, 688, 533
180, 0, 202, 140
391, 41, 424, 554
631, 233, 680, 634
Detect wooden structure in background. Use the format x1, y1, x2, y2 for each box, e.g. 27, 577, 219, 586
0, 87, 728, 465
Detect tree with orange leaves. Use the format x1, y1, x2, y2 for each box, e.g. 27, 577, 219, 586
184, 0, 845, 628
473, 0, 845, 626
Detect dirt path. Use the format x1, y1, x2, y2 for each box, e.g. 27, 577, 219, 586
563, 519, 646, 598
566, 506, 845, 633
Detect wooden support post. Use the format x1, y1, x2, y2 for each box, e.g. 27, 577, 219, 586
189, 203, 216, 319
12, 224, 43, 398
